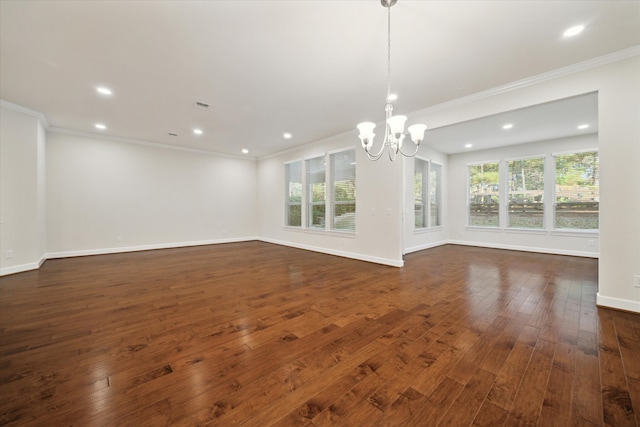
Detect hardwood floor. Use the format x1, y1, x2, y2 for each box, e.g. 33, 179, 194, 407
1, 242, 638, 426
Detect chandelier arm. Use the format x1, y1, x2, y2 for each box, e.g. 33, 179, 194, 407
366, 149, 385, 161
398, 141, 421, 157
365, 140, 387, 160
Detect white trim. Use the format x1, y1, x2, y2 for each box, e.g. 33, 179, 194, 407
447, 239, 598, 258
0, 261, 41, 276
0, 99, 50, 128
259, 237, 403, 268
47, 127, 253, 161
46, 237, 258, 260
597, 293, 640, 314
404, 240, 448, 255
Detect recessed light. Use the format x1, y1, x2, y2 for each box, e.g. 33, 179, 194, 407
95, 123, 106, 130
242, 148, 249, 154
563, 25, 585, 38
283, 132, 292, 139
96, 87, 112, 95
578, 124, 590, 130
193, 128, 203, 135
465, 143, 473, 148
502, 123, 513, 130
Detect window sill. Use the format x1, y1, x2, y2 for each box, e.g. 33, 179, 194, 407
414, 226, 444, 235
283, 226, 356, 237
551, 229, 599, 238
504, 228, 547, 236
466, 226, 502, 233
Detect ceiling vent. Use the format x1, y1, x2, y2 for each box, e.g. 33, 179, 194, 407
195, 101, 210, 109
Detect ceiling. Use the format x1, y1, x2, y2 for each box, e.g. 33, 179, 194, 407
424, 91, 598, 154
1, 1, 639, 158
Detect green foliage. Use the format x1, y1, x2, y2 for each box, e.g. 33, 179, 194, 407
555, 151, 599, 186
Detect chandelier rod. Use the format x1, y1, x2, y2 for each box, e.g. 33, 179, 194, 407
386, 3, 392, 101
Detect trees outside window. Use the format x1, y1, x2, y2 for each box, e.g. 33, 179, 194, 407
554, 151, 599, 230
468, 162, 500, 227
508, 157, 544, 229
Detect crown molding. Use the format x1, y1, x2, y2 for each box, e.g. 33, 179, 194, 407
0, 99, 50, 128
412, 45, 640, 117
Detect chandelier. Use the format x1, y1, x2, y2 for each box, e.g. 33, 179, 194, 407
357, 0, 427, 161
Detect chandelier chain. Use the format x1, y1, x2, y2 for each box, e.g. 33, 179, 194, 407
387, 4, 392, 100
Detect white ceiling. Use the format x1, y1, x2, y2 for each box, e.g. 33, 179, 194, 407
425, 91, 599, 154
1, 1, 639, 158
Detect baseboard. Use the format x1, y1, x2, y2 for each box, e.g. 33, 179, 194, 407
446, 239, 599, 258
597, 292, 640, 314
46, 237, 259, 260
404, 240, 448, 255
0, 261, 41, 276
259, 237, 404, 268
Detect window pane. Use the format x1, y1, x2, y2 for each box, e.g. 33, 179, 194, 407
414, 159, 427, 228
555, 151, 599, 229
307, 156, 325, 228
331, 149, 356, 231
469, 162, 499, 227
508, 157, 544, 229
429, 163, 442, 227
285, 161, 302, 227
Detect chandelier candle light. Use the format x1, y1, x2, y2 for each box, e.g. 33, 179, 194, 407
357, 0, 427, 161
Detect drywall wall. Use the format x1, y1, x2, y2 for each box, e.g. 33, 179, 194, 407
46, 131, 258, 256
0, 105, 47, 275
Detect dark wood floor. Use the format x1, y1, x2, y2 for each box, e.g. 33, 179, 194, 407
1, 242, 638, 426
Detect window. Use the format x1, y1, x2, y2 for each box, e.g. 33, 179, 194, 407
285, 150, 356, 232
415, 159, 442, 229
285, 161, 302, 227
429, 162, 442, 227
306, 156, 326, 229
468, 162, 500, 227
554, 150, 599, 230
414, 159, 428, 228
507, 157, 544, 229
330, 149, 356, 231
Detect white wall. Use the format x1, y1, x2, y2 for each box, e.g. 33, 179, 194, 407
46, 131, 258, 256
447, 134, 599, 257
407, 54, 640, 312
0, 105, 47, 275
257, 132, 404, 267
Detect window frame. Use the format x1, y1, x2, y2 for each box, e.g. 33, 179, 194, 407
506, 155, 545, 230
552, 148, 599, 232
467, 160, 501, 228
284, 160, 303, 228
329, 148, 356, 232
305, 155, 326, 230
